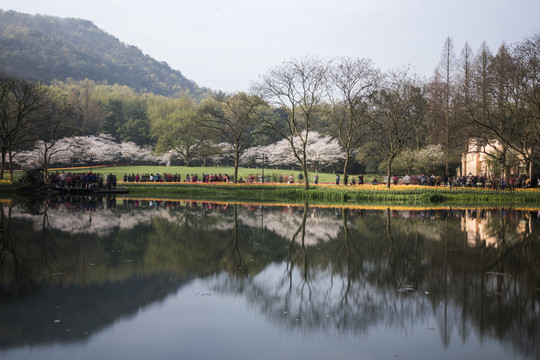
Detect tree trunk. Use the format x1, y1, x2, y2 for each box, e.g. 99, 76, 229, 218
342, 153, 350, 187
302, 149, 309, 190
234, 156, 239, 184
386, 156, 394, 189
303, 166, 309, 190
8, 149, 14, 182
0, 148, 5, 180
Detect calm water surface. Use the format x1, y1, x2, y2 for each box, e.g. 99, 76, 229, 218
0, 197, 539, 360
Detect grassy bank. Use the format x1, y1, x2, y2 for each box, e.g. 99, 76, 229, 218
122, 182, 540, 208
6, 165, 540, 208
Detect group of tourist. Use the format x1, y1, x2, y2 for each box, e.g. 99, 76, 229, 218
45, 170, 538, 190
455, 173, 538, 189
122, 173, 231, 183
335, 174, 365, 185
385, 173, 538, 188
46, 171, 119, 189
328, 172, 538, 188
47, 171, 101, 188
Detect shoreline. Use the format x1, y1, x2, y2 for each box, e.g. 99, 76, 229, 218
5, 181, 540, 208
120, 182, 540, 208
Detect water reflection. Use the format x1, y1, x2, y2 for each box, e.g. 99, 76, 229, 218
0, 197, 539, 359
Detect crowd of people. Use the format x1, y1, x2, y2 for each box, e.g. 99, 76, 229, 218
47, 172, 102, 188
46, 172, 121, 189
382, 173, 538, 188
454, 173, 539, 189
327, 172, 538, 189
45, 170, 538, 190
122, 173, 231, 183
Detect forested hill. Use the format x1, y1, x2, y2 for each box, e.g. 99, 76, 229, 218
0, 10, 206, 98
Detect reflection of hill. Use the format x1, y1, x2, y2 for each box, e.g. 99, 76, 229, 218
0, 274, 190, 348
1, 200, 538, 358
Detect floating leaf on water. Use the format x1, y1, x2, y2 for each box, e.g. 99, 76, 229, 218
425, 291, 430, 295
53, 320, 60, 323
398, 285, 414, 293
486, 271, 512, 277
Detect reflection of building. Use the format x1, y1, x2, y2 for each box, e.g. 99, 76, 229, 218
461, 210, 530, 248
461, 212, 498, 247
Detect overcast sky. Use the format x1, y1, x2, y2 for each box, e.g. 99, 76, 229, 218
2, 0, 539, 92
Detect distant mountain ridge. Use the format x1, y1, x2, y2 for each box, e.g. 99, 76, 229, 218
0, 9, 206, 97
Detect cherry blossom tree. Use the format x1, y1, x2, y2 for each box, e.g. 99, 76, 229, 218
241, 132, 344, 171
14, 135, 161, 169
119, 141, 158, 165
71, 134, 120, 165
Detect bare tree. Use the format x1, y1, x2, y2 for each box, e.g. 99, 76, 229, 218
30, 87, 82, 173
371, 68, 426, 188
512, 33, 540, 177
0, 74, 48, 180
253, 57, 329, 190
435, 37, 457, 177
328, 57, 380, 184
467, 39, 540, 180
199, 92, 265, 183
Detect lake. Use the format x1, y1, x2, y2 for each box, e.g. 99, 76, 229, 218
0, 196, 539, 360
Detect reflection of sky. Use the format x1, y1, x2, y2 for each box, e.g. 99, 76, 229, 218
1, 203, 537, 360
0, 276, 514, 360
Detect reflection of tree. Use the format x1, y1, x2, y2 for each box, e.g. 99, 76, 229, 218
211, 207, 539, 358
337, 207, 353, 302
0, 203, 31, 295
221, 204, 249, 276
283, 203, 311, 317
0, 200, 539, 357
